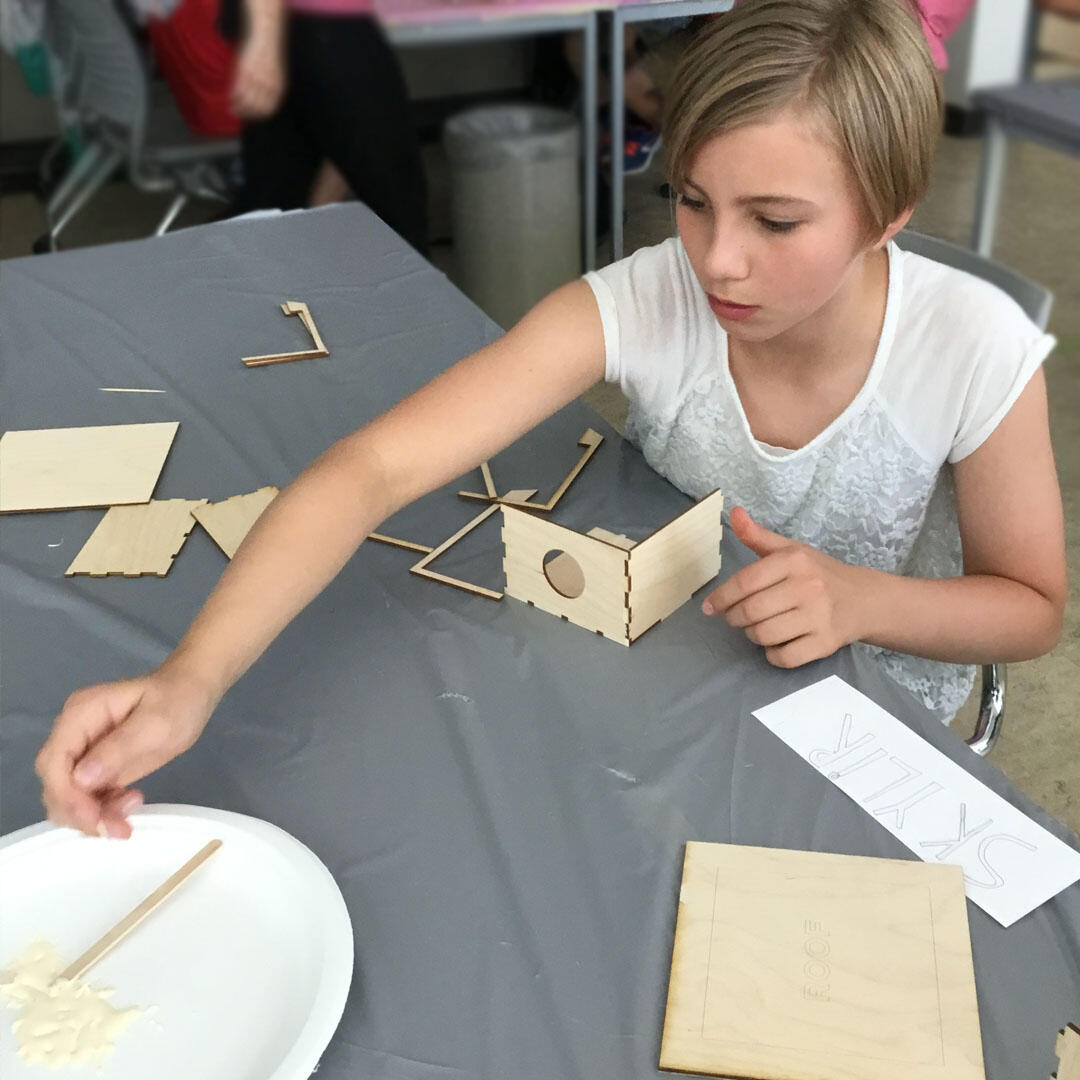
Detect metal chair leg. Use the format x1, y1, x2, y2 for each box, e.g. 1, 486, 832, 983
48, 144, 124, 249
972, 118, 1007, 257
967, 662, 1006, 756
154, 192, 188, 235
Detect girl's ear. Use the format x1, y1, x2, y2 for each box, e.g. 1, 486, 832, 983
873, 205, 915, 249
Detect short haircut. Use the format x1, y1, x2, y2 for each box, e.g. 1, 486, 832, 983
664, 0, 943, 237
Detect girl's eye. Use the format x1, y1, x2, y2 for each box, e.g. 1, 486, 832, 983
676, 193, 707, 211
759, 216, 800, 233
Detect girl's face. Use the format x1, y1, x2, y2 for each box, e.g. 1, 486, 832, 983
674, 107, 883, 342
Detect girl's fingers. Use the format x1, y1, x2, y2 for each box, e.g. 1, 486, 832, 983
743, 609, 807, 647
722, 579, 799, 628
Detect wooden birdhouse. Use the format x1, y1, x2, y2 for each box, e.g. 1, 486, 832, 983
500, 489, 724, 644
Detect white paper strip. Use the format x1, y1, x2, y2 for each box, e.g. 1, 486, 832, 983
752, 675, 1080, 927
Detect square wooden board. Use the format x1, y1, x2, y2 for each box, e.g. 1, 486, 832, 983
0, 422, 179, 512
660, 842, 984, 1080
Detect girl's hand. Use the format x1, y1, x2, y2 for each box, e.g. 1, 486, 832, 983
702, 506, 869, 668
230, 35, 286, 120
35, 668, 217, 839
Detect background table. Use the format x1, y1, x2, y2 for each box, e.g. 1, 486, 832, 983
1, 203, 1078, 1078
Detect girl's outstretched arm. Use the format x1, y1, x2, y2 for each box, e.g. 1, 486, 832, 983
36, 281, 606, 837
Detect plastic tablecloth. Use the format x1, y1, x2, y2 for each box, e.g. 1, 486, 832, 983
2, 204, 1078, 1078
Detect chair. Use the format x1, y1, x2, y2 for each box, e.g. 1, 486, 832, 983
37, 0, 240, 252
895, 229, 1054, 755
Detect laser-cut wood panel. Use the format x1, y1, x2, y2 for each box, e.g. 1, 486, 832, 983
192, 487, 279, 558
661, 842, 984, 1080
0, 422, 179, 513
65, 499, 206, 577
500, 490, 723, 645
1057, 1025, 1080, 1080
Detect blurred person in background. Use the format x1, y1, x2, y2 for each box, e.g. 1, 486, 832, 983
225, 0, 428, 252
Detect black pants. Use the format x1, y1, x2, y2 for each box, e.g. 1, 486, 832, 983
236, 15, 428, 254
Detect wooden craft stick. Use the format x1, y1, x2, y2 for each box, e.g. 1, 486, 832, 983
481, 461, 497, 498
59, 839, 222, 983
242, 300, 329, 367
367, 532, 434, 555
409, 489, 536, 600
457, 430, 603, 512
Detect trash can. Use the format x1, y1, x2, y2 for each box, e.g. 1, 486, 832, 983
444, 104, 581, 330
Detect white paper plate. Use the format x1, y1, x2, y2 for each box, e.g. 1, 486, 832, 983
0, 805, 353, 1079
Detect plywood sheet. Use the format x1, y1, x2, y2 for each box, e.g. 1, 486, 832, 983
660, 841, 984, 1080
65, 499, 206, 577
0, 422, 179, 513
1058, 1025, 1080, 1080
192, 487, 280, 558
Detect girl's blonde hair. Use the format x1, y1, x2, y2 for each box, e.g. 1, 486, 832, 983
665, 0, 943, 238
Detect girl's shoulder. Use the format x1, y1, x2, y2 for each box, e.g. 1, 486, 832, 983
892, 243, 1048, 356
879, 243, 1056, 464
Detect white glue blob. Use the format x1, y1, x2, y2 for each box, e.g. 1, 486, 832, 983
1, 940, 142, 1069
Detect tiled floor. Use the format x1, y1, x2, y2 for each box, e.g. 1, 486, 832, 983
1, 119, 1077, 835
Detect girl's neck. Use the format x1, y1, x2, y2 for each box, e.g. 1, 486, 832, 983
732, 245, 889, 382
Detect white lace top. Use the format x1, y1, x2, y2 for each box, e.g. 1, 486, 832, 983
585, 237, 1055, 722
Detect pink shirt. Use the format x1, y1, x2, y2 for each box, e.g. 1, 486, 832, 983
913, 0, 977, 70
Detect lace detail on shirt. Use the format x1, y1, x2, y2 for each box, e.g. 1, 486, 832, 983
626, 368, 975, 722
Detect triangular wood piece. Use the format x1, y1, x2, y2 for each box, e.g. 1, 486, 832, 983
0, 422, 179, 513
191, 487, 279, 558
661, 842, 985, 1080
407, 489, 537, 600
66, 499, 206, 577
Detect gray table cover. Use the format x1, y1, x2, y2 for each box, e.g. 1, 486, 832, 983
2, 204, 1078, 1079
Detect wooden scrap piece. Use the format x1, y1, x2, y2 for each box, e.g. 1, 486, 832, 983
191, 486, 279, 558
368, 533, 434, 555
0, 421, 179, 513
65, 498, 206, 577
242, 300, 329, 367
408, 489, 537, 601
1057, 1025, 1080, 1080
660, 842, 985, 1080
457, 429, 603, 512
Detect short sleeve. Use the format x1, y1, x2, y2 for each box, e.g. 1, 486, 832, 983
947, 318, 1056, 464
583, 237, 719, 422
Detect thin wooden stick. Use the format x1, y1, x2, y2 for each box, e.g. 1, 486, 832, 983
58, 839, 222, 982
367, 532, 434, 555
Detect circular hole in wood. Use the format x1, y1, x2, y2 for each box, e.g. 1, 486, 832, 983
542, 549, 585, 599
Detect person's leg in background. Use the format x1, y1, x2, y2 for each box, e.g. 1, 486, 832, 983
289, 14, 429, 255
234, 93, 322, 212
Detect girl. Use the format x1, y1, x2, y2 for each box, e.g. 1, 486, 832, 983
37, 0, 1065, 838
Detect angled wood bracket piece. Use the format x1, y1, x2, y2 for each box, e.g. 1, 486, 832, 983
242, 301, 329, 367
1057, 1024, 1080, 1080
457, 429, 603, 512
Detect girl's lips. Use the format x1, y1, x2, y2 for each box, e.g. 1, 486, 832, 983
708, 295, 760, 322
